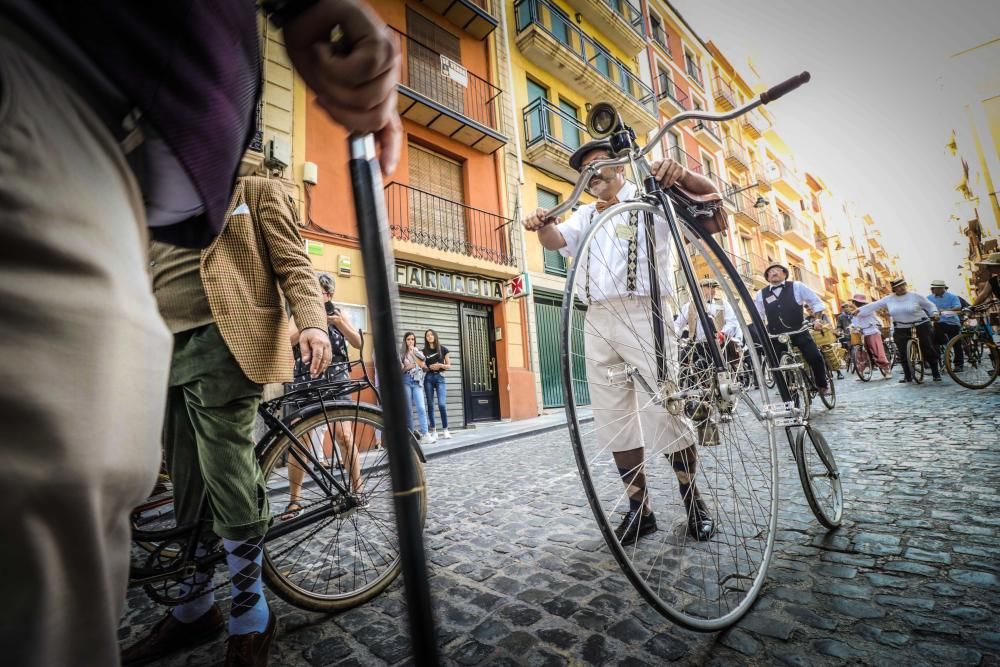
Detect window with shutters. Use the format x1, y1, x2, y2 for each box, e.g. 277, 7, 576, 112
406, 8, 465, 116
408, 144, 466, 253
537, 188, 567, 276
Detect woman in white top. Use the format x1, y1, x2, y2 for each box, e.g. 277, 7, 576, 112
858, 278, 940, 382
844, 294, 891, 377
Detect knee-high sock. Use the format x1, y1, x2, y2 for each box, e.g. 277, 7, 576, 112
223, 537, 269, 635
613, 448, 649, 514
171, 543, 216, 623
671, 445, 700, 505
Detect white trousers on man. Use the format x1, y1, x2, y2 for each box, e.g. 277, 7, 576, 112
583, 297, 696, 455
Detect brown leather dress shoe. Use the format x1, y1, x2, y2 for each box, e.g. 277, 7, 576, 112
225, 611, 278, 667
121, 604, 224, 666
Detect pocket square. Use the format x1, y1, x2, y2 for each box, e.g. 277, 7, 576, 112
231, 203, 251, 216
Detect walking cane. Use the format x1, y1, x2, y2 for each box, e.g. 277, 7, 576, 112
348, 133, 439, 665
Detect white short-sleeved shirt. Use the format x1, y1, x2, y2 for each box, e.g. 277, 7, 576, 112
850, 311, 882, 336
556, 181, 673, 305
675, 299, 741, 342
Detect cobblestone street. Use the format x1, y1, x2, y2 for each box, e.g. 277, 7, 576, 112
121, 376, 1000, 666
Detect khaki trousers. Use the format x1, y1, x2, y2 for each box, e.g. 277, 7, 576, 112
584, 298, 696, 455
0, 36, 170, 666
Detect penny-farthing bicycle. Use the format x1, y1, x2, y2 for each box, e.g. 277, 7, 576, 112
546, 73, 843, 632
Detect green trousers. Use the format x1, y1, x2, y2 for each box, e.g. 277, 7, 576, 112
165, 323, 270, 541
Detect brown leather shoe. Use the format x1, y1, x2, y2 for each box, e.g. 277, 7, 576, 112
225, 611, 278, 667
121, 604, 224, 666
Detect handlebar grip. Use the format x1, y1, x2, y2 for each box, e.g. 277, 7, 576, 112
760, 72, 811, 105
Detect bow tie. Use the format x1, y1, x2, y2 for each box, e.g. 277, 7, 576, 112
595, 196, 620, 213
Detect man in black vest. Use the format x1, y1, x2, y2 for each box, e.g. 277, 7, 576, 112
753, 263, 831, 395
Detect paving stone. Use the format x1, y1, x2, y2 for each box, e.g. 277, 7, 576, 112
354, 621, 411, 663
976, 632, 1000, 651
472, 620, 511, 645
820, 551, 876, 568
768, 587, 814, 605
884, 561, 939, 576
737, 614, 796, 641
643, 633, 691, 661
782, 605, 838, 631
826, 597, 886, 619
948, 568, 1000, 590
946, 606, 991, 623
914, 642, 982, 665
304, 636, 352, 666
606, 617, 653, 644
865, 573, 910, 589
813, 639, 865, 660
580, 634, 615, 665
497, 604, 543, 627
588, 592, 628, 616
769, 646, 814, 667
496, 631, 538, 656
904, 548, 952, 564
813, 564, 858, 579
452, 640, 496, 666
570, 608, 610, 631
901, 613, 962, 635
879, 632, 911, 647
814, 580, 872, 599
921, 582, 965, 597
719, 628, 762, 656
873, 594, 935, 610
484, 576, 528, 595
539, 597, 578, 618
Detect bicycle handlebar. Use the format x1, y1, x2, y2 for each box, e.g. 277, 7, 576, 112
541, 72, 812, 221
768, 324, 812, 338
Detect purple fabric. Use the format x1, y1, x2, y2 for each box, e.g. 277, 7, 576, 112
30, 1, 262, 248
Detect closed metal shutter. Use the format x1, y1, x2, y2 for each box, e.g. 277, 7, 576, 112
534, 291, 589, 408
398, 293, 465, 428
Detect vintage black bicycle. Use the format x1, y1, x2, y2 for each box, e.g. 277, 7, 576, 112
129, 355, 427, 613
945, 300, 1000, 389
544, 73, 843, 632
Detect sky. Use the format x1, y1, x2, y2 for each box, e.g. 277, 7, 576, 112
670, 0, 1000, 298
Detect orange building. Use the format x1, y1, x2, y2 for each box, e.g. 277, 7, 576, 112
301, 0, 537, 426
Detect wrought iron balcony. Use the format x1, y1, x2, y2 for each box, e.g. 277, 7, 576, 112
731, 189, 761, 227
713, 75, 736, 110
795, 266, 824, 293
693, 119, 723, 151
416, 0, 498, 40
562, 0, 646, 55
384, 182, 519, 268
741, 109, 763, 139
522, 98, 587, 182
394, 28, 507, 153
748, 252, 769, 277
780, 210, 813, 246
685, 57, 703, 88
759, 209, 782, 238
752, 161, 771, 191
724, 136, 749, 171
514, 0, 657, 134
657, 73, 689, 116
651, 23, 671, 57
723, 249, 754, 284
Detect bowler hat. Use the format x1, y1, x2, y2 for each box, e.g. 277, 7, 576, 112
568, 139, 614, 172
763, 263, 789, 279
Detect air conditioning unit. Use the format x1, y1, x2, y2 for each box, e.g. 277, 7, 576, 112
264, 136, 291, 170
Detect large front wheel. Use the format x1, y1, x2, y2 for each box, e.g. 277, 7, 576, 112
561, 201, 778, 632
258, 404, 426, 612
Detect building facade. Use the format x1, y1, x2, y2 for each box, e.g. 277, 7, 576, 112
300, 0, 538, 426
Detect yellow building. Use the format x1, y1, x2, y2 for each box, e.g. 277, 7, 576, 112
506, 0, 656, 409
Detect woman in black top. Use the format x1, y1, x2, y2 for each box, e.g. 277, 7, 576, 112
422, 329, 453, 439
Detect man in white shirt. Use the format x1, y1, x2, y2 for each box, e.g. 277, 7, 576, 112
522, 139, 720, 545
843, 294, 892, 378
858, 278, 940, 382
753, 264, 831, 395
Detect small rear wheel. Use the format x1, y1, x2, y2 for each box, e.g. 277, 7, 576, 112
819, 369, 836, 410
793, 426, 843, 528
908, 339, 924, 384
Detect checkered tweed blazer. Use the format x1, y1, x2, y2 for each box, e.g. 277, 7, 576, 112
202, 176, 326, 384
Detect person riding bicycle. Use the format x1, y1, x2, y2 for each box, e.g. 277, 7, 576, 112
858, 277, 940, 382
674, 278, 740, 445
927, 279, 965, 372
521, 139, 720, 545
843, 294, 892, 378
753, 264, 832, 396
972, 252, 1000, 307
834, 307, 853, 379
123, 175, 330, 665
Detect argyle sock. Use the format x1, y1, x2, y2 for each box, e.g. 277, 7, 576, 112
223, 537, 269, 635
171, 543, 215, 623
671, 445, 700, 507
613, 448, 650, 514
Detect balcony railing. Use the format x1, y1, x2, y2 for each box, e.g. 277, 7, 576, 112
724, 136, 749, 170
795, 266, 824, 293
749, 252, 769, 276
685, 57, 703, 87
723, 249, 753, 283
713, 75, 736, 110
657, 73, 689, 110
514, 0, 655, 113
751, 161, 770, 189
523, 97, 585, 152
394, 28, 504, 134
780, 211, 812, 241
759, 209, 782, 237
651, 23, 671, 56
599, 0, 645, 37
669, 145, 702, 175
417, 0, 498, 40
694, 119, 722, 142
385, 182, 518, 267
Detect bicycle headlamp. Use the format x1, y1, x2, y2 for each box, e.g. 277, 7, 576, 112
587, 102, 622, 139
966, 318, 978, 327
778, 334, 790, 345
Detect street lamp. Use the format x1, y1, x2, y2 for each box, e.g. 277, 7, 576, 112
728, 181, 768, 208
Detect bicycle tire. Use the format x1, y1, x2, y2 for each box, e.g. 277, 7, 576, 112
763, 357, 776, 388
908, 339, 924, 384
793, 426, 843, 528
562, 200, 778, 632
781, 353, 811, 422
819, 370, 836, 410
852, 345, 872, 382
258, 403, 426, 613
946, 334, 999, 389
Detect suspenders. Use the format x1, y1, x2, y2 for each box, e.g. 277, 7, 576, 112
585, 209, 640, 303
